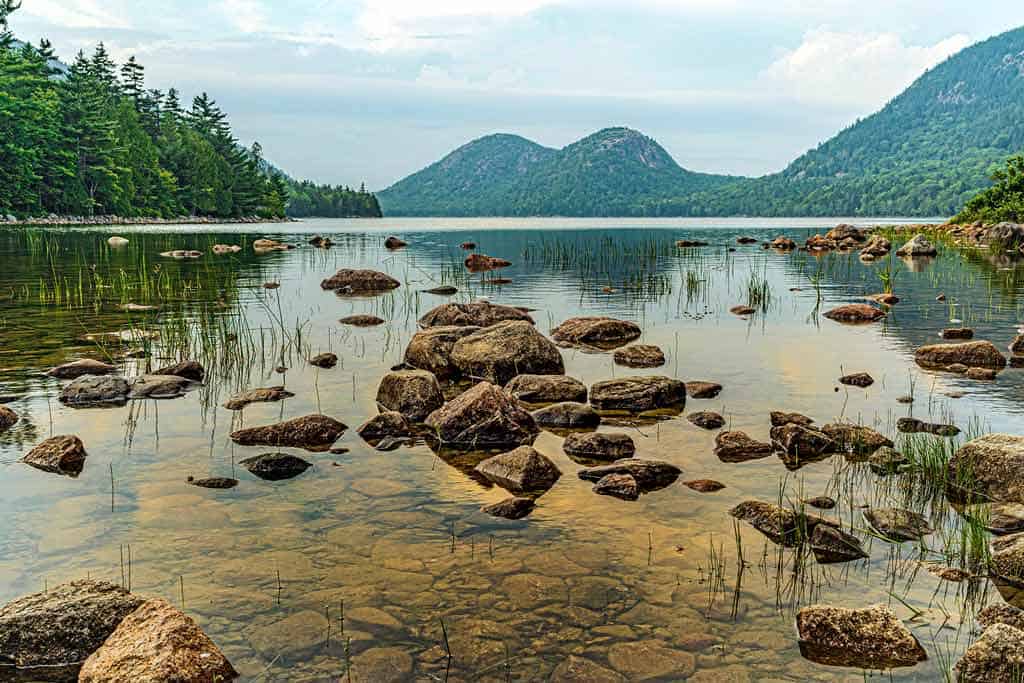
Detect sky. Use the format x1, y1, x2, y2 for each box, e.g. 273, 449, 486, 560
9, 1, 1024, 190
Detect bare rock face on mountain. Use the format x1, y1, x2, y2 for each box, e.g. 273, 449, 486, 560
474, 446, 562, 494
947, 434, 1024, 504
78, 598, 238, 683
796, 604, 927, 669
230, 415, 346, 451
376, 369, 444, 421
419, 301, 532, 328
403, 325, 480, 379
450, 321, 565, 385
551, 317, 642, 348
320, 269, 400, 293
915, 340, 1007, 370
589, 376, 686, 412
425, 382, 539, 449
506, 374, 587, 404
22, 434, 88, 477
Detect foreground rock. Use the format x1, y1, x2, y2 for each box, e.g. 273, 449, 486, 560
714, 431, 773, 463
0, 405, 17, 432
47, 358, 117, 379
450, 320, 564, 385
357, 411, 411, 444
589, 376, 686, 412
863, 507, 933, 541
59, 375, 130, 406
947, 434, 1024, 504
419, 301, 532, 328
563, 432, 635, 461
915, 340, 1007, 370
821, 422, 893, 455
376, 369, 444, 421
506, 374, 587, 404
796, 604, 927, 669
687, 411, 725, 430
578, 459, 680, 492
240, 453, 313, 481
531, 402, 600, 429
403, 325, 480, 379
822, 304, 885, 323
613, 344, 665, 368
320, 268, 400, 293
895, 234, 938, 257
22, 435, 88, 476
954, 623, 1024, 683
230, 414, 346, 451
482, 497, 535, 519
592, 473, 640, 500
425, 382, 538, 449
78, 598, 238, 682
129, 374, 198, 399
153, 359, 205, 382
685, 381, 722, 399
770, 423, 835, 457
729, 501, 836, 546
550, 317, 641, 348
474, 446, 561, 494
897, 417, 959, 437
0, 580, 144, 670
810, 525, 868, 564
991, 533, 1024, 585
223, 386, 294, 410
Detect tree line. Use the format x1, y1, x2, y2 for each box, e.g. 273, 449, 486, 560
0, 2, 380, 220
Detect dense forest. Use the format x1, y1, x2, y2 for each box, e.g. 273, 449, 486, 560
0, 2, 380, 221
954, 155, 1024, 222
380, 25, 1024, 218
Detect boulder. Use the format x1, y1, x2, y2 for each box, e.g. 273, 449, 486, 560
915, 340, 1007, 370
531, 402, 601, 430
947, 434, 1024, 504
826, 224, 867, 242
474, 446, 562, 494
239, 453, 313, 481
0, 405, 17, 432
376, 370, 444, 421
770, 423, 835, 457
592, 473, 639, 501
450, 320, 565, 385
403, 325, 480, 378
0, 580, 144, 670
309, 352, 338, 369
859, 235, 891, 257
47, 358, 117, 379
229, 414, 347, 451
613, 344, 665, 368
796, 603, 927, 669
895, 234, 937, 257
577, 459, 681, 492
464, 253, 511, 272
340, 314, 385, 327
941, 327, 974, 340
384, 235, 407, 249
954, 623, 1024, 683
78, 598, 237, 682
307, 235, 330, 248
714, 431, 773, 463
129, 374, 198, 399
357, 411, 411, 443
810, 525, 868, 564
684, 479, 725, 493
770, 411, 814, 427
822, 304, 885, 323
821, 422, 893, 455
729, 500, 836, 546
419, 301, 532, 328
551, 316, 641, 348
425, 382, 538, 449
839, 372, 874, 387
863, 508, 933, 541
805, 234, 836, 251
687, 411, 725, 430
590, 376, 686, 412
59, 375, 130, 406
771, 236, 797, 250
563, 432, 636, 461
506, 374, 587, 404
320, 269, 400, 293
897, 417, 959, 437
685, 381, 722, 399
223, 386, 294, 411
153, 359, 205, 382
737, 236, 758, 244
22, 435, 88, 477
482, 497, 535, 519
869, 446, 909, 475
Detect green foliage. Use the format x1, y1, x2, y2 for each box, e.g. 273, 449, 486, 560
954, 155, 1024, 223
284, 179, 382, 218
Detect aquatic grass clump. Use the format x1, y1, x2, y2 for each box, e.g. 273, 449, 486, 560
744, 264, 773, 312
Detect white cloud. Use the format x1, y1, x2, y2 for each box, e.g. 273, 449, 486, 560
19, 0, 131, 29
220, 0, 268, 34
762, 28, 972, 107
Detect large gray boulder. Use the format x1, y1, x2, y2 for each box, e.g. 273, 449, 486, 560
796, 603, 927, 669
589, 376, 686, 413
425, 382, 538, 449
505, 374, 587, 404
450, 321, 565, 385
376, 369, 444, 421
474, 446, 561, 494
947, 434, 1024, 504
59, 375, 130, 406
403, 325, 480, 379
419, 301, 532, 328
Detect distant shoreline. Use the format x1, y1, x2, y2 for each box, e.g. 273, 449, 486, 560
1, 215, 300, 227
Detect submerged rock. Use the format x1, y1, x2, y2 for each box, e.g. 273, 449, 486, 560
947, 434, 1024, 504
897, 417, 960, 437
729, 305, 756, 316
685, 381, 722, 399
684, 479, 725, 493
47, 358, 117, 379
941, 327, 974, 340
532, 402, 601, 430
954, 623, 1024, 683
729, 500, 836, 546
590, 376, 686, 412
687, 411, 725, 430
129, 374, 197, 399
0, 580, 144, 670
676, 239, 709, 248
0, 405, 17, 432
188, 476, 238, 489
482, 497, 535, 519
419, 301, 532, 328
796, 603, 927, 669
78, 598, 238, 683
506, 374, 587, 404
376, 369, 444, 421
357, 411, 411, 443
714, 431, 773, 463
425, 382, 538, 449
59, 375, 130, 406
838, 372, 874, 388
869, 446, 909, 475
613, 344, 666, 368
863, 507, 933, 541
563, 432, 636, 461
821, 422, 893, 455
802, 496, 836, 509
770, 411, 814, 427
551, 316, 641, 348
223, 386, 294, 411
230, 414, 347, 451
22, 435, 88, 477
592, 473, 640, 501
239, 453, 312, 481
474, 446, 561, 494
895, 234, 938, 257
822, 304, 885, 323
423, 285, 458, 295
450, 320, 565, 385
320, 268, 400, 293
153, 359, 205, 382
403, 325, 480, 379
340, 314, 385, 327
810, 525, 868, 564
309, 352, 338, 369
915, 340, 1007, 370
577, 459, 681, 492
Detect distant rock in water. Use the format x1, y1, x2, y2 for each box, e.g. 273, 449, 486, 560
59, 375, 130, 407
897, 417, 959, 437
613, 344, 665, 368
714, 431, 773, 463
465, 253, 511, 272
384, 235, 407, 249
577, 459, 680, 493
687, 411, 725, 430
822, 304, 885, 323
309, 352, 338, 369
340, 314, 385, 326
685, 381, 722, 399
188, 476, 238, 489
531, 402, 601, 430
838, 372, 874, 387
129, 374, 198, 399
589, 376, 686, 413
895, 234, 937, 257
423, 286, 458, 295
563, 432, 636, 462
320, 268, 400, 293
0, 405, 18, 433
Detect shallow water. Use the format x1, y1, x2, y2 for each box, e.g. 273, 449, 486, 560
1, 217, 1023, 681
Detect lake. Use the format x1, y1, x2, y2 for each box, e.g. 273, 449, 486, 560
1, 217, 1022, 681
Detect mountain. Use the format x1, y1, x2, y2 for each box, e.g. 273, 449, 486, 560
380, 26, 1024, 217
377, 127, 737, 216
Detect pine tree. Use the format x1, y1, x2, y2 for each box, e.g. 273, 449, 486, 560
120, 55, 144, 105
